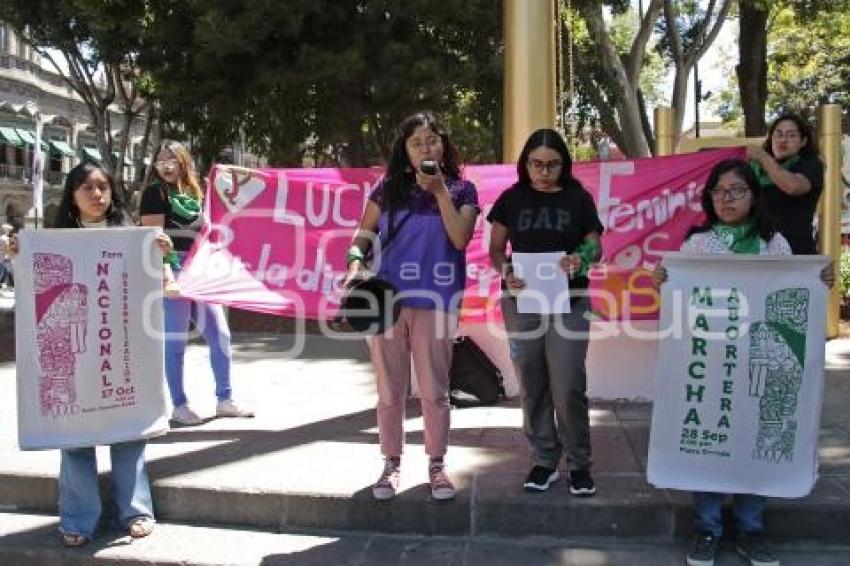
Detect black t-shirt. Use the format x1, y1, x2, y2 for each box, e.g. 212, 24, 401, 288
762, 155, 823, 255
487, 181, 604, 291
139, 182, 203, 252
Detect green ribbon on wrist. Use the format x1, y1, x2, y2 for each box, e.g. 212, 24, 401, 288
346, 246, 364, 267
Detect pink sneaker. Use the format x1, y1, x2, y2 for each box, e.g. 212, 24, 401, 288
428, 462, 456, 500
372, 459, 400, 500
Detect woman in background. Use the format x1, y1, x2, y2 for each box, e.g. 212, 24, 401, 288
140, 141, 253, 426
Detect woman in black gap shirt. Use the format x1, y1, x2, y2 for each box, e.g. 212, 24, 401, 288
746, 113, 824, 255
487, 128, 602, 496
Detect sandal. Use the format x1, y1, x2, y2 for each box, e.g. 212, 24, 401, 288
128, 516, 155, 538
61, 533, 89, 547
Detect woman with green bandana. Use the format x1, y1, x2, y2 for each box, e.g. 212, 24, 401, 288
653, 159, 833, 566
747, 113, 823, 255
488, 128, 603, 497
140, 141, 253, 426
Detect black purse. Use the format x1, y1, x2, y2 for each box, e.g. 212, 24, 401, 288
335, 211, 413, 335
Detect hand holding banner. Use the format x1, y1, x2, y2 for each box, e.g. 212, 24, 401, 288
647, 254, 829, 497
15, 228, 169, 450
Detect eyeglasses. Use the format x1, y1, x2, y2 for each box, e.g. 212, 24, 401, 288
773, 129, 800, 140
407, 137, 442, 151
527, 159, 563, 173
708, 185, 750, 201
155, 158, 179, 170
77, 183, 111, 195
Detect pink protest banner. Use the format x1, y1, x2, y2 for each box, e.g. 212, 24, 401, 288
178, 147, 745, 321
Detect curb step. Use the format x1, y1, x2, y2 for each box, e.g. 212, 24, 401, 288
2, 471, 849, 545
2, 512, 850, 566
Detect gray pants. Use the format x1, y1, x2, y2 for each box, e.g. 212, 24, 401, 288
501, 295, 592, 471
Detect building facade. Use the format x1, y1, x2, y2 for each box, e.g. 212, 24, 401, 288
0, 23, 151, 228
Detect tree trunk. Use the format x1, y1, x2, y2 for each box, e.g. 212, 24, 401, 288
736, 2, 768, 137
615, 91, 652, 157
141, 106, 161, 191
137, 102, 155, 184
637, 89, 656, 155
117, 113, 133, 193
670, 66, 690, 137
578, 5, 652, 158
97, 110, 116, 182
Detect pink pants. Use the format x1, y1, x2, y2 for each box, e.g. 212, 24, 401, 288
368, 307, 456, 459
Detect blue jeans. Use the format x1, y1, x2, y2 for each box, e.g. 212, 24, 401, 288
58, 440, 153, 538
693, 491, 766, 537
163, 295, 232, 407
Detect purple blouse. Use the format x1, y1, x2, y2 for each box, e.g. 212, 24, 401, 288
368, 178, 479, 312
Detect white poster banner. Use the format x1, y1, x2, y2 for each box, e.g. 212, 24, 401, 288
647, 253, 829, 498
512, 251, 570, 314
15, 228, 169, 450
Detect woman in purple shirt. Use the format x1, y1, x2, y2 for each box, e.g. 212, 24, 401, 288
346, 112, 479, 501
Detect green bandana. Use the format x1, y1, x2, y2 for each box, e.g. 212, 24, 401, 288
574, 239, 598, 277
750, 155, 799, 188
713, 222, 760, 255
168, 192, 201, 221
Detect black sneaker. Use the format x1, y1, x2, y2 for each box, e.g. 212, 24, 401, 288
568, 469, 596, 496
737, 531, 779, 566
523, 465, 559, 491
687, 532, 719, 566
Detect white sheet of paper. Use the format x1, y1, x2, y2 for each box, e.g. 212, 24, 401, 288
512, 252, 570, 314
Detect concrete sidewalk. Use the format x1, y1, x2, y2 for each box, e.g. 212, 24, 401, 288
0, 333, 849, 547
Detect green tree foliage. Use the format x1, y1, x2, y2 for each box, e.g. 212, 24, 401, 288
711, 3, 850, 130
767, 8, 850, 128
142, 0, 502, 166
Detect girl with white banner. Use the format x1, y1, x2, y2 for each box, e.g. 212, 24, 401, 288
652, 159, 833, 566
11, 161, 173, 547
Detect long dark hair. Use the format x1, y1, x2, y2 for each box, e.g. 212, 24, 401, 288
381, 111, 461, 212
689, 159, 776, 241
763, 112, 819, 160
514, 128, 581, 190
54, 161, 132, 228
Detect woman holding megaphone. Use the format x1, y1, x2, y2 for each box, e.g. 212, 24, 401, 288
345, 111, 479, 501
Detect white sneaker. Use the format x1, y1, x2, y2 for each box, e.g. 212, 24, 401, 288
171, 404, 203, 426
216, 399, 255, 418
163, 280, 182, 298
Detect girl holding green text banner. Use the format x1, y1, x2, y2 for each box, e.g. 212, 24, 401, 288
653, 159, 833, 566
